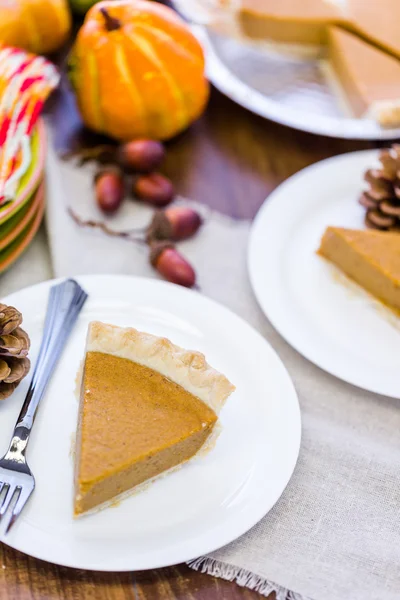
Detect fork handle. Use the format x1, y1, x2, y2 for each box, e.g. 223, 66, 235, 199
6, 279, 88, 459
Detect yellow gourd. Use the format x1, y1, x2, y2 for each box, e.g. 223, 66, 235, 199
0, 0, 71, 55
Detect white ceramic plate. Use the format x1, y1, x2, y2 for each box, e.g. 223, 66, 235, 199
0, 275, 301, 571
248, 149, 400, 399
193, 26, 400, 140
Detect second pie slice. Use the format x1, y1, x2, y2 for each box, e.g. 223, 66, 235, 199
74, 322, 235, 517
318, 226, 400, 311
328, 27, 400, 127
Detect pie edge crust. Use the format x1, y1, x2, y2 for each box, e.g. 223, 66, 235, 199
369, 100, 400, 128
74, 321, 234, 516
85, 321, 235, 415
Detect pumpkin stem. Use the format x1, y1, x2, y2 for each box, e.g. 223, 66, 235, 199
100, 8, 121, 31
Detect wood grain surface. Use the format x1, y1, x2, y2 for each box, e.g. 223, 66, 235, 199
48, 79, 373, 221
0, 33, 387, 599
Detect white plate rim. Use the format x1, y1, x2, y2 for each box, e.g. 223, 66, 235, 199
247, 148, 400, 398
193, 25, 400, 141
0, 274, 301, 571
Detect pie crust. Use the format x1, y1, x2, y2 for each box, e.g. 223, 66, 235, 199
370, 101, 400, 129
86, 321, 235, 414
74, 322, 235, 516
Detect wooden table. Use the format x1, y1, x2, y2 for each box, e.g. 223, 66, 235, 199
0, 77, 379, 599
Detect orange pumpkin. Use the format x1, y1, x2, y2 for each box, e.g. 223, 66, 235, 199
69, 0, 210, 141
0, 0, 71, 55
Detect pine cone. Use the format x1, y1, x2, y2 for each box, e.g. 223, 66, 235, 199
359, 145, 400, 230
0, 304, 30, 401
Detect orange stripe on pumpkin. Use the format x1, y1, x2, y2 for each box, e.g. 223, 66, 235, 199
114, 45, 148, 129
134, 25, 208, 124
77, 51, 104, 132
92, 36, 151, 139
128, 32, 188, 131
138, 23, 205, 67
87, 53, 104, 131
116, 32, 182, 139
132, 1, 205, 62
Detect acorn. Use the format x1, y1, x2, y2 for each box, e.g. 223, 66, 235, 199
147, 207, 203, 242
150, 242, 196, 288
133, 173, 174, 207
94, 167, 125, 214
118, 140, 165, 173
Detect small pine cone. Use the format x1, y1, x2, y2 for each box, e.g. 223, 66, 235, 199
0, 304, 30, 400
360, 145, 400, 231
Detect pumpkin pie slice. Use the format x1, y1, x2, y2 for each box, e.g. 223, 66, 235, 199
74, 321, 235, 516
239, 0, 338, 45
328, 27, 400, 127
237, 0, 400, 60
318, 227, 400, 311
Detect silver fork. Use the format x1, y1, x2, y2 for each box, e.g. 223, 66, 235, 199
0, 279, 88, 533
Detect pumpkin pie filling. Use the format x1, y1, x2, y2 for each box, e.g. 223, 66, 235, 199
74, 322, 234, 516
238, 0, 400, 60
318, 227, 400, 311
328, 27, 400, 125
239, 0, 338, 45
202, 0, 400, 126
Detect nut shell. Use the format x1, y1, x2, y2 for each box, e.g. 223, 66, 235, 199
133, 173, 174, 207
95, 167, 125, 214
118, 140, 165, 173
163, 206, 202, 241
149, 243, 196, 288
146, 212, 173, 244
149, 241, 174, 267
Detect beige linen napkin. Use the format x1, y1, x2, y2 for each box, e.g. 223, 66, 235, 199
3, 143, 400, 600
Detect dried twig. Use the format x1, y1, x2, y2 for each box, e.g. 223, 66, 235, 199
67, 207, 146, 244
60, 145, 117, 166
